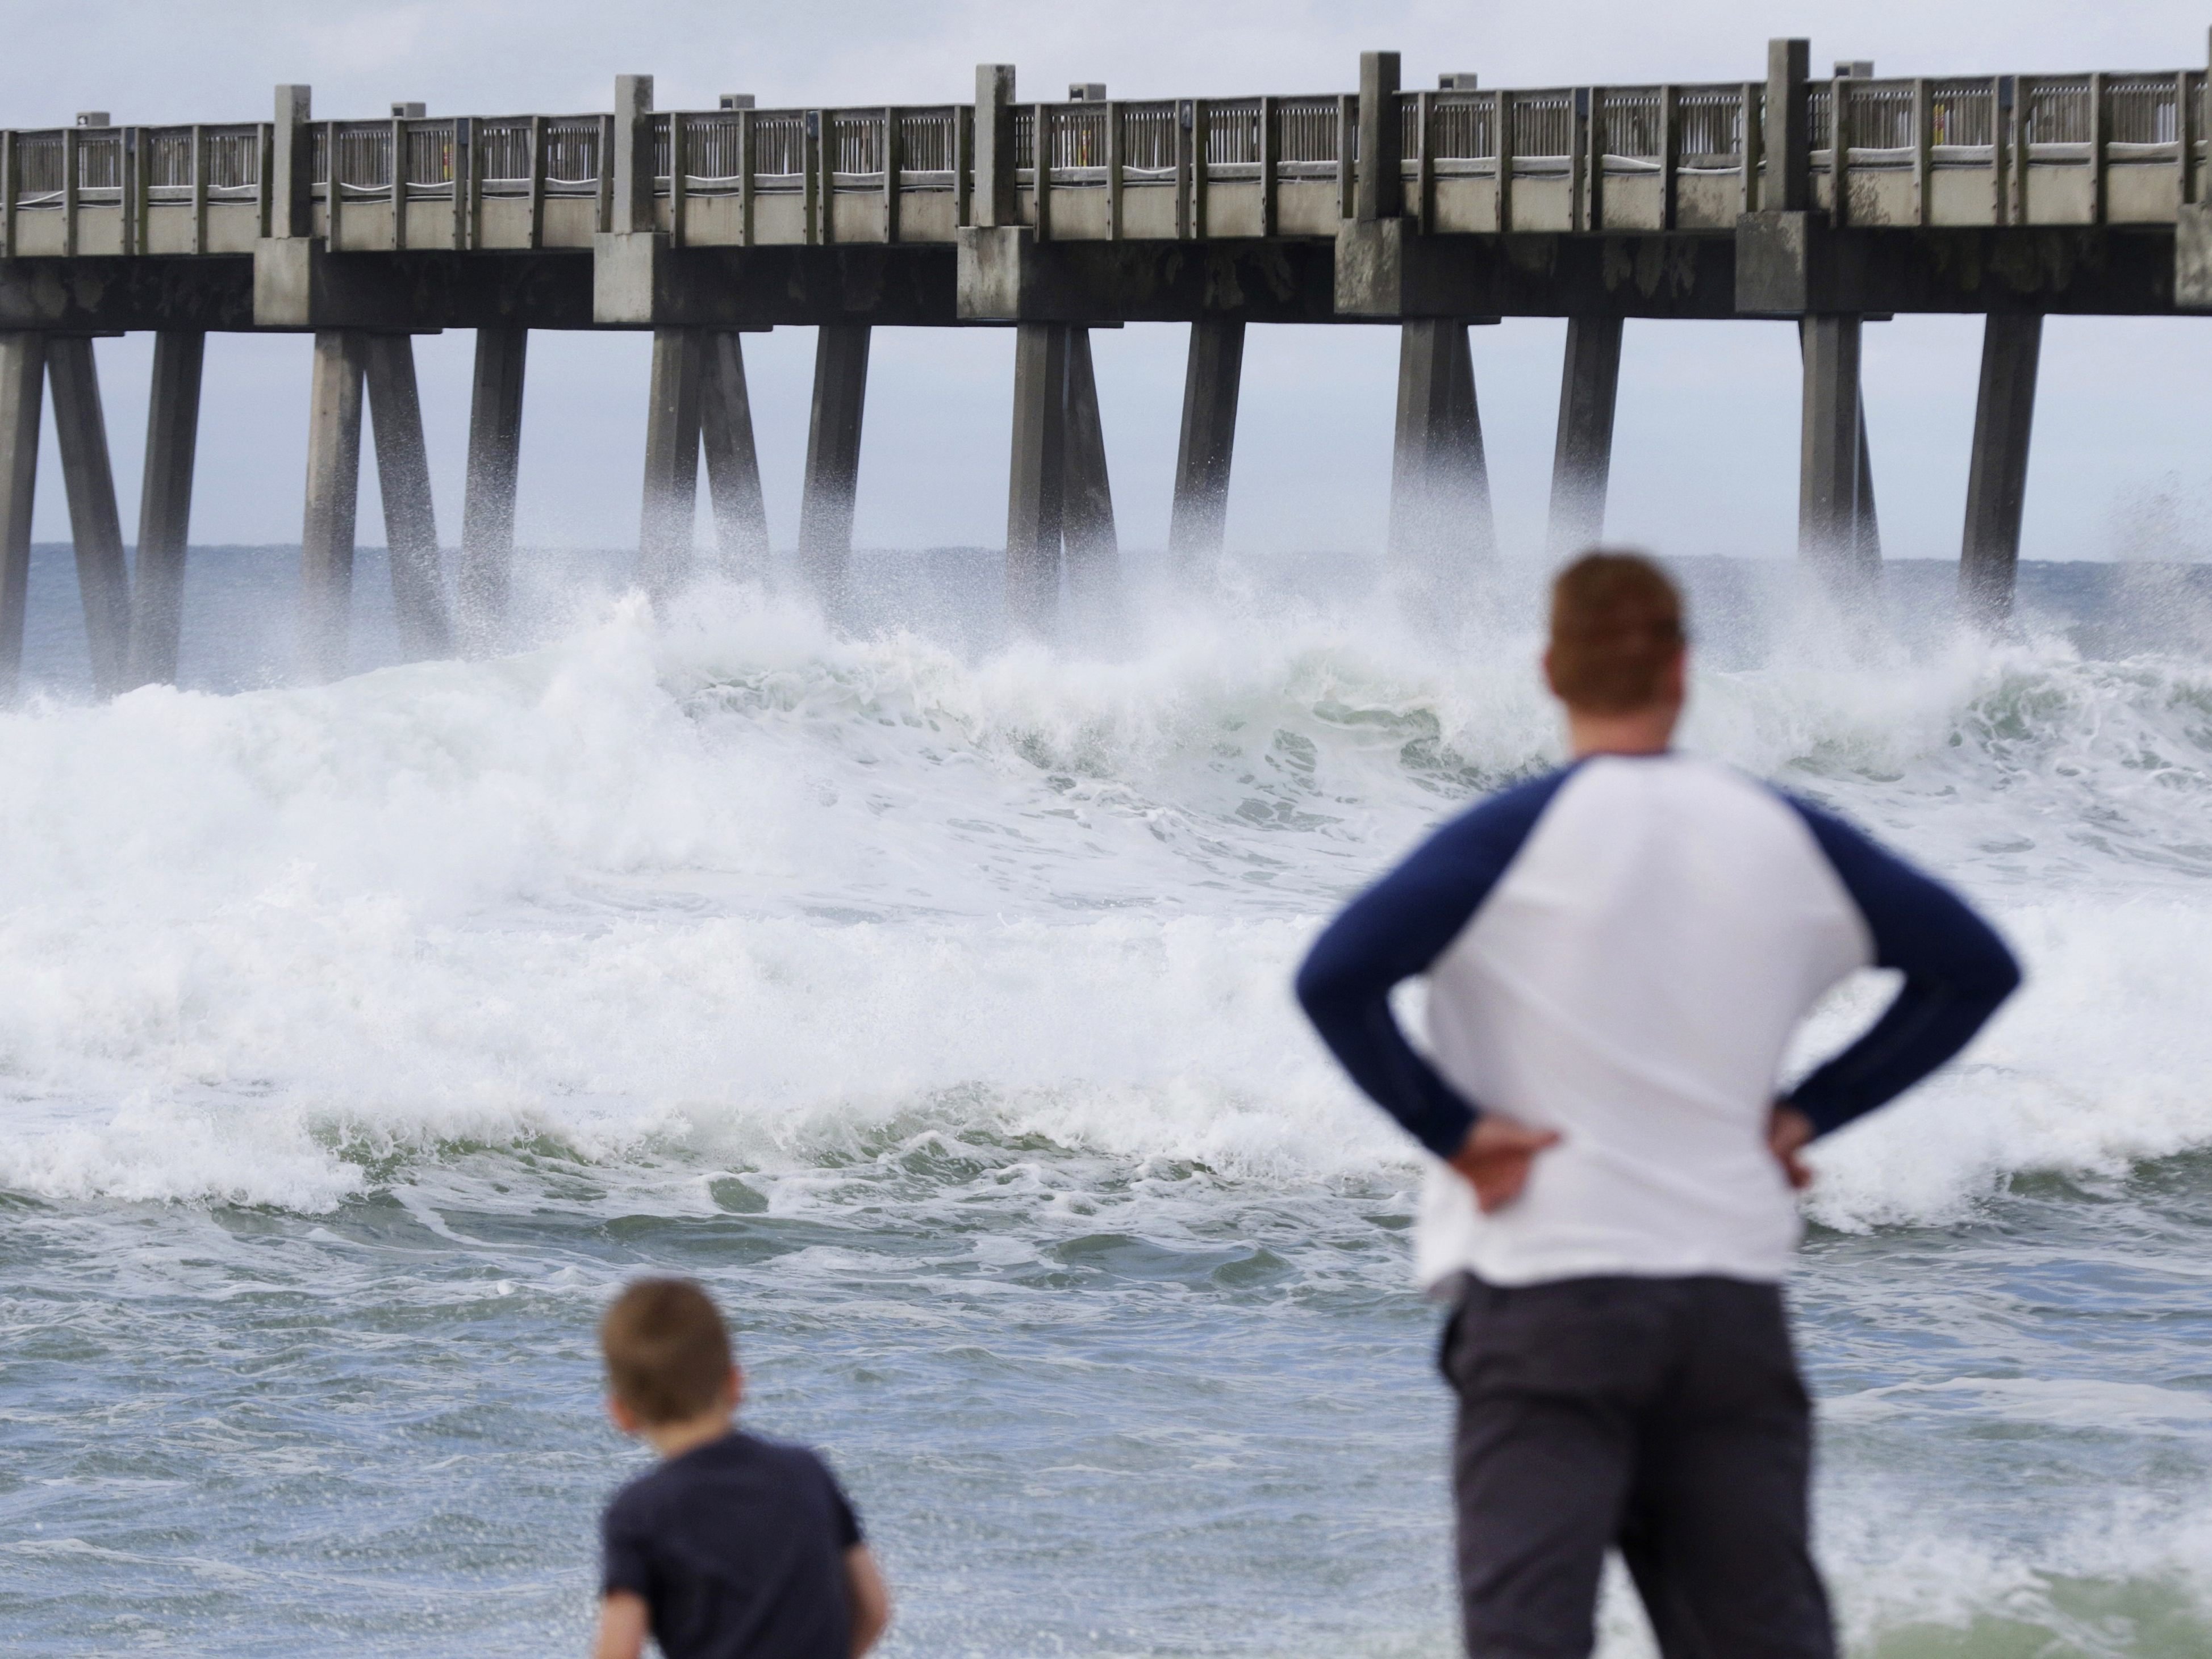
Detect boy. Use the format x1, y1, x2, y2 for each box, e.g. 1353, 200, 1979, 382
593, 1278, 890, 1659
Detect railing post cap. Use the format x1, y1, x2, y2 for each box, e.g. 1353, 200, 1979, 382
615, 74, 654, 114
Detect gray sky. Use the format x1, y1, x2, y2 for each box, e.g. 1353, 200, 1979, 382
10, 1, 2212, 562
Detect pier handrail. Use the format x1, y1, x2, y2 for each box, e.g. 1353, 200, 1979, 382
4, 66, 2209, 251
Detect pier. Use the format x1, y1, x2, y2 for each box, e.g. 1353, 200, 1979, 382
7, 34, 2212, 690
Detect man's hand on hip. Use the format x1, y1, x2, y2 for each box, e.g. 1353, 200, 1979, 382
1769, 1104, 1816, 1191
1447, 1117, 1563, 1214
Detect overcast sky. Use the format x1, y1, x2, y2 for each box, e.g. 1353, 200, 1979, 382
9, 0, 2212, 563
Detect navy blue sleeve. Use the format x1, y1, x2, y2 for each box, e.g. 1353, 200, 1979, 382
1295, 769, 1575, 1157
813, 1451, 863, 1548
600, 1491, 652, 1599
1784, 799, 2022, 1138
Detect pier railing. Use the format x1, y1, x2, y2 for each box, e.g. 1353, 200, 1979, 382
3, 70, 2207, 258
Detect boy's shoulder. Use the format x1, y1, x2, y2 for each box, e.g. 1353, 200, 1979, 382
604, 1432, 846, 1529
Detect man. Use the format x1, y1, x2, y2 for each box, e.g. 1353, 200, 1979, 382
1295, 553, 2019, 1659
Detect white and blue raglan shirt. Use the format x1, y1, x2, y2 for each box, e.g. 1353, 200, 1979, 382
1296, 753, 2021, 1291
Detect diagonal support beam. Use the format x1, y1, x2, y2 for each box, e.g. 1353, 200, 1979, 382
1389, 318, 1495, 580
299, 329, 366, 681
639, 325, 704, 600
0, 333, 45, 699
799, 324, 871, 611
1959, 312, 2042, 628
459, 324, 527, 652
700, 331, 770, 580
1005, 321, 1068, 634
127, 329, 206, 688
1546, 315, 1623, 561
1062, 325, 1118, 612
45, 336, 133, 697
1797, 314, 1879, 603
1168, 318, 1243, 573
362, 333, 454, 660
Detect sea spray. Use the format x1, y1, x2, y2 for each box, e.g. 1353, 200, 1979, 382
2, 554, 2209, 1656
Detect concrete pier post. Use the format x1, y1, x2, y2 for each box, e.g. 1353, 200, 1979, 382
361, 333, 454, 659
1062, 326, 1118, 608
1959, 312, 2042, 626
1167, 318, 1243, 571
1764, 40, 1811, 212
798, 324, 871, 608
1388, 319, 1496, 576
974, 65, 1018, 229
0, 333, 45, 697
126, 329, 206, 688
613, 76, 656, 234
458, 324, 527, 650
699, 331, 770, 580
273, 85, 314, 239
1798, 314, 1876, 599
638, 327, 705, 599
299, 329, 368, 680
45, 337, 133, 697
1546, 315, 1624, 561
1005, 321, 1069, 633
1355, 52, 1404, 220
1854, 407, 1883, 567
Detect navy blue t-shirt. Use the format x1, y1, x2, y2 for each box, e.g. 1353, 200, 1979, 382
600, 1431, 863, 1659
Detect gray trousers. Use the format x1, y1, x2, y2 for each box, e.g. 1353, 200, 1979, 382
1439, 1273, 1837, 1659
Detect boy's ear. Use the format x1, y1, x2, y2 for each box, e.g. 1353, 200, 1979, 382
606, 1393, 641, 1437
727, 1363, 745, 1411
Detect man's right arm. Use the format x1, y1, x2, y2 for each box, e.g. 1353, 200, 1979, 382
1295, 773, 1571, 1159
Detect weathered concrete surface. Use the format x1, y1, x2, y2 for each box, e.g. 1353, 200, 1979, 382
1, 257, 255, 331
254, 240, 595, 330
1336, 219, 1741, 320
961, 227, 1337, 323
596, 234, 954, 328
1737, 212, 2181, 316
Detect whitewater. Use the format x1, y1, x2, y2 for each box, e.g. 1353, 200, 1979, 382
3, 544, 2210, 1657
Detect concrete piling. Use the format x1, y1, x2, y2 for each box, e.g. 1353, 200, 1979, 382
459, 324, 527, 650
1168, 319, 1243, 572
0, 333, 44, 696
1062, 327, 1118, 609
1797, 314, 1877, 600
298, 329, 367, 680
361, 333, 454, 659
1854, 406, 1883, 567
45, 336, 133, 697
799, 323, 871, 608
1005, 321, 1069, 633
699, 331, 770, 580
1388, 319, 1495, 580
126, 329, 205, 688
1959, 312, 2042, 626
1546, 315, 1624, 561
638, 325, 704, 599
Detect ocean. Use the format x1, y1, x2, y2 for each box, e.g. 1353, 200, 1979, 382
1, 540, 2209, 1657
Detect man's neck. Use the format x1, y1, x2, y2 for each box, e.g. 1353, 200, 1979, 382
1565, 705, 1679, 759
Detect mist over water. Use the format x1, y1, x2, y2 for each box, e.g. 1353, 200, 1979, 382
2, 541, 2210, 1656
